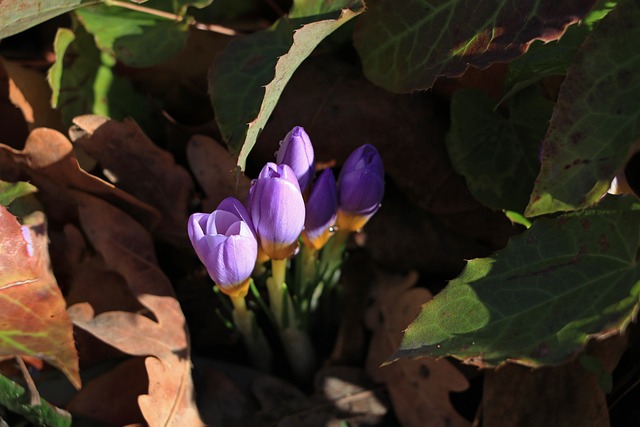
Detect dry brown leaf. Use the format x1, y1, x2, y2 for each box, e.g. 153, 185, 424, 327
0, 61, 29, 148
1, 57, 63, 132
365, 272, 470, 427
67, 357, 148, 426
67, 192, 203, 427
0, 127, 160, 229
187, 135, 251, 211
482, 334, 628, 427
71, 117, 192, 242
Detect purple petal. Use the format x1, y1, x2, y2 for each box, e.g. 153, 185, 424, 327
206, 234, 257, 288
305, 169, 338, 245
217, 197, 256, 236
276, 126, 315, 191
250, 164, 305, 259
337, 144, 384, 216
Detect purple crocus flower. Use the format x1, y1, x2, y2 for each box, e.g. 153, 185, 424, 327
188, 197, 258, 298
276, 126, 315, 192
248, 162, 305, 260
336, 144, 384, 232
302, 169, 338, 249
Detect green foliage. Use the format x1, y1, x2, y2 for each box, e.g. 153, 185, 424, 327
0, 373, 71, 427
0, 181, 37, 208
396, 196, 640, 366
75, 1, 191, 67
526, 0, 640, 216
353, 0, 597, 93
0, 0, 100, 39
447, 86, 552, 212
209, 1, 364, 170
48, 24, 154, 128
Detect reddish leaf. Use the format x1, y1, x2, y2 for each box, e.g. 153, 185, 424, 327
0, 207, 80, 389
365, 272, 469, 427
67, 193, 203, 426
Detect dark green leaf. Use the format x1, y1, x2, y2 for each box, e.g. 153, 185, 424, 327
395, 195, 640, 367
499, 0, 617, 104
210, 2, 364, 170
447, 87, 552, 212
0, 0, 100, 40
353, 0, 596, 93
526, 0, 640, 216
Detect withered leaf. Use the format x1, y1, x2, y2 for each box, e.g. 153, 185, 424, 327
365, 272, 469, 427
0, 127, 160, 229
72, 117, 193, 242
187, 135, 251, 211
0, 207, 80, 389
67, 193, 203, 426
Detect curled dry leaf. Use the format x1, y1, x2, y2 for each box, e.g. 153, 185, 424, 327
365, 272, 470, 427
1, 58, 63, 132
67, 192, 203, 427
0, 207, 80, 389
0, 127, 160, 229
187, 135, 251, 211
71, 116, 193, 242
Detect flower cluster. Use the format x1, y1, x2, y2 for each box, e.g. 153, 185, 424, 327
188, 126, 385, 299
187, 126, 383, 377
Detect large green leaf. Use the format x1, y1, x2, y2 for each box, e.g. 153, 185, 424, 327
48, 25, 154, 129
0, 0, 100, 40
210, 1, 364, 170
353, 0, 596, 93
394, 195, 640, 367
498, 0, 617, 104
525, 0, 640, 217
447, 87, 552, 212
75, 1, 190, 67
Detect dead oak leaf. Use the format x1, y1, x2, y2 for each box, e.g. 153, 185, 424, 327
365, 271, 469, 427
72, 116, 193, 242
0, 207, 80, 389
0, 127, 160, 230
67, 193, 202, 427
187, 135, 251, 211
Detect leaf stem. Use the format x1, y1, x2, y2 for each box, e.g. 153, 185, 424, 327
106, 0, 238, 36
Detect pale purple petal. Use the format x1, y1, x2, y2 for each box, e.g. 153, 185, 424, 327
276, 126, 315, 191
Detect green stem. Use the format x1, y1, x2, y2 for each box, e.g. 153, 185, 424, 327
271, 258, 287, 287
231, 295, 272, 371
0, 372, 71, 427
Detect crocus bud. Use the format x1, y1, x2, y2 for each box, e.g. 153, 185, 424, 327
336, 144, 384, 232
276, 126, 315, 192
302, 169, 338, 249
188, 197, 258, 298
248, 163, 305, 260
